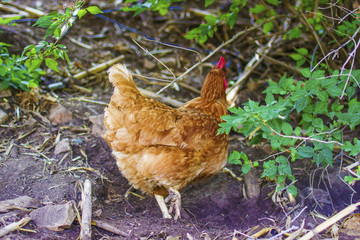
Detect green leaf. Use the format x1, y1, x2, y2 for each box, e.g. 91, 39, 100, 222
312, 118, 324, 129
86, 6, 103, 14
276, 156, 292, 176
314, 146, 333, 167
294, 127, 301, 136
315, 101, 328, 114
28, 58, 43, 72
228, 150, 241, 164
297, 146, 314, 158
278, 74, 293, 90
342, 139, 360, 156
0, 65, 7, 77
265, 0, 279, 6
204, 15, 217, 25
288, 28, 302, 40
242, 161, 252, 174
296, 48, 308, 55
33, 12, 57, 28
290, 53, 303, 61
295, 97, 308, 113
262, 160, 277, 179
287, 185, 297, 197
301, 68, 311, 78
77, 9, 87, 19
282, 122, 293, 135
250, 4, 266, 14
45, 58, 59, 72
263, 22, 274, 34
205, 0, 215, 7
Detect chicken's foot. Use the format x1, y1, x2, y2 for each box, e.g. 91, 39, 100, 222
154, 194, 172, 219
165, 187, 181, 220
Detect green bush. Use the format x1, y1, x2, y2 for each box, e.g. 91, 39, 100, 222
0, 43, 45, 91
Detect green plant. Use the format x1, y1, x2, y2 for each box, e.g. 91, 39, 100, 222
0, 1, 102, 90
219, 67, 360, 194
185, 0, 247, 43
0, 43, 45, 90
19, 1, 102, 73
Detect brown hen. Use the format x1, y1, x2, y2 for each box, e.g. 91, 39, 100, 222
104, 57, 228, 220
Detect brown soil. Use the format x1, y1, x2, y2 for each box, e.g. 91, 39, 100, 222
1, 1, 360, 239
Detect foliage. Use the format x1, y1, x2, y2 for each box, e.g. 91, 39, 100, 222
0, 0, 102, 90
19, 1, 102, 74
0, 44, 45, 90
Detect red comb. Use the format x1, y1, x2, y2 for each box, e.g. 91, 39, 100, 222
216, 56, 225, 69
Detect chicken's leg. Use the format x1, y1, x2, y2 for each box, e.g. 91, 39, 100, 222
154, 194, 172, 219
165, 187, 181, 220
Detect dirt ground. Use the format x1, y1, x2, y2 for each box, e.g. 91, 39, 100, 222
1, 1, 360, 239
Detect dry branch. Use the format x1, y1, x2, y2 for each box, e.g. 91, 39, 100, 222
0, 216, 32, 237
80, 179, 92, 240
156, 15, 282, 95
74, 55, 125, 80
2, 2, 46, 17
92, 220, 131, 238
139, 88, 183, 107
299, 202, 360, 240
226, 35, 278, 106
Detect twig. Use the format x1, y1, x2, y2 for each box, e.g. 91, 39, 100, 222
263, 120, 343, 146
138, 88, 183, 107
156, 15, 282, 95
0, 216, 32, 237
80, 179, 92, 240
73, 55, 125, 79
291, 206, 308, 224
70, 97, 108, 106
132, 39, 176, 80
144, 37, 201, 58
92, 220, 131, 238
226, 35, 278, 106
268, 226, 298, 240
2, 2, 46, 17
299, 202, 360, 240
259, 53, 302, 75
0, 4, 29, 17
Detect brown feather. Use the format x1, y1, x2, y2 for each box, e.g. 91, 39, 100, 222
104, 64, 228, 197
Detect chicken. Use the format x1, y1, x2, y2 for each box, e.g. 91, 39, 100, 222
104, 57, 228, 220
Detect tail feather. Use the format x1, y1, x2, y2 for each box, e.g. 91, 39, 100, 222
108, 64, 138, 92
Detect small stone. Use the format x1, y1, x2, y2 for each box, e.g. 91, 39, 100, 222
144, 58, 156, 70
89, 114, 106, 138
29, 201, 76, 231
0, 89, 12, 98
0, 109, 9, 124
54, 138, 71, 155
48, 104, 73, 125
0, 196, 40, 212
159, 57, 176, 68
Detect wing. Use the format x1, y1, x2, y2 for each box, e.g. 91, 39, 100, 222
105, 92, 226, 152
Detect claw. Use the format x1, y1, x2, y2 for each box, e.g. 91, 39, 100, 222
165, 188, 181, 220
155, 194, 172, 219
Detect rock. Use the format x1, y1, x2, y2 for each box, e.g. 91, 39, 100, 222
29, 201, 76, 231
0, 196, 40, 212
48, 104, 73, 125
159, 57, 176, 68
144, 58, 156, 70
0, 89, 12, 98
244, 168, 261, 202
89, 114, 106, 138
0, 109, 9, 124
54, 138, 71, 155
